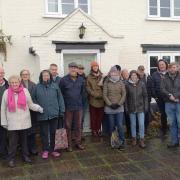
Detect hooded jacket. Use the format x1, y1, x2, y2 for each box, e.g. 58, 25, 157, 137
33, 74, 65, 121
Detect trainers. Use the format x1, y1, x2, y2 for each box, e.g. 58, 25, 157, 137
42, 151, 49, 159
51, 151, 61, 158
76, 144, 85, 150
8, 160, 15, 168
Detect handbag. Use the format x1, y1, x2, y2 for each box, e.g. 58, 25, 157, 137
55, 116, 68, 150
111, 127, 121, 148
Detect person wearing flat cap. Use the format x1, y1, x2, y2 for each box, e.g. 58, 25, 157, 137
60, 62, 85, 152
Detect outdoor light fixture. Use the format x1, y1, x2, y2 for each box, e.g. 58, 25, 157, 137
0, 29, 12, 44
79, 23, 86, 39
0, 29, 12, 61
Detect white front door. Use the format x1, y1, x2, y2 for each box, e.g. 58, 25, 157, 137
60, 50, 100, 132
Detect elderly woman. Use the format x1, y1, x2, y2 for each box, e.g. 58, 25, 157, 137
1, 75, 43, 167
33, 70, 65, 159
103, 66, 126, 150
125, 70, 148, 148
20, 69, 38, 155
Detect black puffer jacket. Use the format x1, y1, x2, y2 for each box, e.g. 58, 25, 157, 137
151, 71, 167, 99
125, 80, 148, 113
161, 71, 180, 102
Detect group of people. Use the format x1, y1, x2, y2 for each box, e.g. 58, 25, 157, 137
0, 59, 180, 168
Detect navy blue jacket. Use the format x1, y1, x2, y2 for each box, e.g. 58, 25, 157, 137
33, 81, 65, 121
60, 74, 85, 111
151, 71, 167, 99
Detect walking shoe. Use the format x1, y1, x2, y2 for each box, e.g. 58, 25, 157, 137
30, 149, 38, 156
167, 143, 179, 148
8, 160, 15, 168
118, 144, 125, 151
67, 146, 73, 152
42, 151, 49, 159
23, 156, 32, 164
51, 151, 61, 158
139, 139, 146, 149
132, 138, 137, 146
76, 144, 85, 150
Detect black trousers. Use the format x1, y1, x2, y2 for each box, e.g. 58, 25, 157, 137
8, 130, 29, 161
156, 98, 167, 133
39, 118, 58, 152
0, 126, 8, 157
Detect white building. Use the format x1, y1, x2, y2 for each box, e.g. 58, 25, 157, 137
1, 0, 180, 132
1, 0, 180, 80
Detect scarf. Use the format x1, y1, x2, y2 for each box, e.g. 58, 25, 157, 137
109, 76, 120, 83
7, 85, 26, 112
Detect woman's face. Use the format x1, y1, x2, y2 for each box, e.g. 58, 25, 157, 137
92, 66, 99, 72
42, 72, 50, 82
158, 61, 167, 72
130, 73, 138, 82
110, 71, 119, 77
10, 78, 20, 91
21, 70, 30, 81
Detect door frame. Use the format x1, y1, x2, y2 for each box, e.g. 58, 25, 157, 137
59, 49, 101, 76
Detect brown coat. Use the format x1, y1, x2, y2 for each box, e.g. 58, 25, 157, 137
86, 71, 104, 108
103, 77, 126, 106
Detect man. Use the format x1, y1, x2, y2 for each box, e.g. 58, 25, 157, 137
121, 69, 129, 81
60, 62, 85, 151
77, 64, 87, 140
137, 65, 152, 133
0, 67, 9, 159
49, 63, 61, 85
161, 63, 180, 148
151, 59, 168, 135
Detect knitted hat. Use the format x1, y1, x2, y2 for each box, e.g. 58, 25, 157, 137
91, 61, 99, 67
78, 64, 84, 69
109, 66, 118, 74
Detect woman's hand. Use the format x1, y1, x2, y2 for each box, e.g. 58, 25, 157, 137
38, 107, 43, 113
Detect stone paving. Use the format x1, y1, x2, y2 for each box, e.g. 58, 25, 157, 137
0, 136, 180, 180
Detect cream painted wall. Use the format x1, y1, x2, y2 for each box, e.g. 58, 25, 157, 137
1, 0, 180, 82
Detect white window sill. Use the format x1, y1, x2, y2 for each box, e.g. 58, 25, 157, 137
42, 14, 67, 19
146, 17, 180, 22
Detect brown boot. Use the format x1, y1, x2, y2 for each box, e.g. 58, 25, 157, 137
76, 144, 85, 150
132, 138, 137, 146
139, 139, 146, 149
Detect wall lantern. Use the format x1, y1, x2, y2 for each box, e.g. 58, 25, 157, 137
0, 29, 12, 61
79, 23, 86, 39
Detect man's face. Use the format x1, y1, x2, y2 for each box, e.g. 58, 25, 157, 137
50, 65, 58, 77
137, 69, 145, 77
69, 67, 78, 76
169, 65, 178, 74
78, 68, 84, 75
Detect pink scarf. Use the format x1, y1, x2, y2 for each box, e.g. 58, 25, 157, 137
7, 85, 27, 112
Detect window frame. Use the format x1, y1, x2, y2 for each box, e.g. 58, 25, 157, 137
147, 0, 180, 20
148, 51, 180, 75
45, 0, 90, 18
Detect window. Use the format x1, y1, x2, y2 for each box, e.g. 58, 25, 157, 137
46, 0, 90, 17
148, 52, 180, 75
148, 0, 180, 19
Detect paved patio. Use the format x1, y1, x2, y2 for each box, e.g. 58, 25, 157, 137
0, 135, 180, 180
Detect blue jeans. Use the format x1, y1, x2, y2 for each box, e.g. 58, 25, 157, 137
165, 103, 180, 144
130, 112, 145, 139
108, 112, 125, 144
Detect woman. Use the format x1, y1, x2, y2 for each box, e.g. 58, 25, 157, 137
125, 70, 148, 148
86, 61, 104, 137
20, 69, 38, 155
103, 66, 126, 149
1, 75, 43, 167
33, 70, 65, 159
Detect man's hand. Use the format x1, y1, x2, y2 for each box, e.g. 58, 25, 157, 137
169, 95, 176, 102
